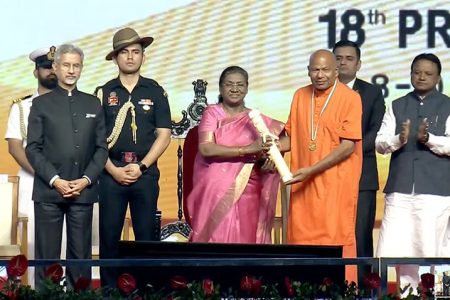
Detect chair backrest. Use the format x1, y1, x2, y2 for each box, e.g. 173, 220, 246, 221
159, 126, 198, 242
0, 175, 19, 246
182, 126, 199, 227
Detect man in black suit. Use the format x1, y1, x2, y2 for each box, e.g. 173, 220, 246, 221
26, 44, 108, 289
333, 40, 385, 284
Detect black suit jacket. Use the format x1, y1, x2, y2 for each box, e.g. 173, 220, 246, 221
26, 85, 108, 203
353, 78, 385, 191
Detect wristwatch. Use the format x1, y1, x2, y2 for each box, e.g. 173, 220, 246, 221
137, 161, 148, 173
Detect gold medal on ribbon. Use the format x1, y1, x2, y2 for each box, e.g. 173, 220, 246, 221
309, 80, 338, 152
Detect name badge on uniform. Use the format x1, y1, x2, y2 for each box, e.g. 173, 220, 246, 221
138, 98, 153, 111
85, 113, 96, 118
108, 92, 119, 106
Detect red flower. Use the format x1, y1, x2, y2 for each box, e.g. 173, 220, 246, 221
202, 278, 214, 297
0, 276, 7, 290
6, 255, 28, 278
322, 277, 334, 287
420, 273, 435, 290
44, 263, 63, 283
240, 275, 262, 295
3, 289, 18, 300
284, 276, 295, 297
363, 272, 381, 290
251, 277, 262, 295
117, 273, 136, 295
240, 275, 253, 292
170, 275, 188, 289
74, 276, 91, 293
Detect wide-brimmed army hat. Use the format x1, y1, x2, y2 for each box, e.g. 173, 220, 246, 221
105, 27, 153, 61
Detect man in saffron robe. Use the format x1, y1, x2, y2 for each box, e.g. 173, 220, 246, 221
280, 50, 363, 282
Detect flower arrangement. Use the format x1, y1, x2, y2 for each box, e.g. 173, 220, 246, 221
0, 255, 436, 299
397, 273, 435, 300
0, 255, 102, 300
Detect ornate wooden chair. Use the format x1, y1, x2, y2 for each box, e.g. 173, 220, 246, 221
0, 174, 28, 284
0, 175, 28, 284
0, 175, 28, 258
160, 80, 209, 242
273, 183, 290, 244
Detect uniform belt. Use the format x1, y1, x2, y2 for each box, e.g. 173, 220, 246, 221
109, 152, 144, 163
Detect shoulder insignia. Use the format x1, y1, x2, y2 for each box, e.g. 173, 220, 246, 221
12, 95, 32, 139
12, 94, 32, 104
147, 78, 160, 87
146, 78, 167, 98
93, 86, 102, 97
93, 86, 103, 105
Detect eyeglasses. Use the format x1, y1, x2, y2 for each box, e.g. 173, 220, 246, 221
59, 62, 82, 72
223, 82, 247, 90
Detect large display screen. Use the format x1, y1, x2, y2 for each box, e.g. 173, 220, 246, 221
1, 0, 449, 218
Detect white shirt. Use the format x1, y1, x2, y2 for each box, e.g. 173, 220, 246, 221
375, 101, 450, 156
345, 77, 357, 89
5, 92, 37, 145
4, 92, 38, 216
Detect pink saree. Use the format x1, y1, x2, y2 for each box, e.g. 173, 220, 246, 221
187, 104, 284, 244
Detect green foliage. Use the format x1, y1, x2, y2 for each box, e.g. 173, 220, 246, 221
0, 255, 436, 300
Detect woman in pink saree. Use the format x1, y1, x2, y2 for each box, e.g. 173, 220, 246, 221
186, 66, 284, 243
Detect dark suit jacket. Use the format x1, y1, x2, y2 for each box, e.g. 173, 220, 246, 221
26, 85, 108, 203
353, 78, 385, 191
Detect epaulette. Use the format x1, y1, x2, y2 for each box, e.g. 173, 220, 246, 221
93, 86, 103, 105
12, 94, 32, 104
147, 79, 168, 99
12, 95, 32, 139
93, 86, 103, 97
147, 78, 161, 87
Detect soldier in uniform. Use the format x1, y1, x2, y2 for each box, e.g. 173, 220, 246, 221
4, 46, 57, 286
96, 27, 172, 288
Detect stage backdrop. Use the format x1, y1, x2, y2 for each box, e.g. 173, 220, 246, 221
1, 0, 449, 221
